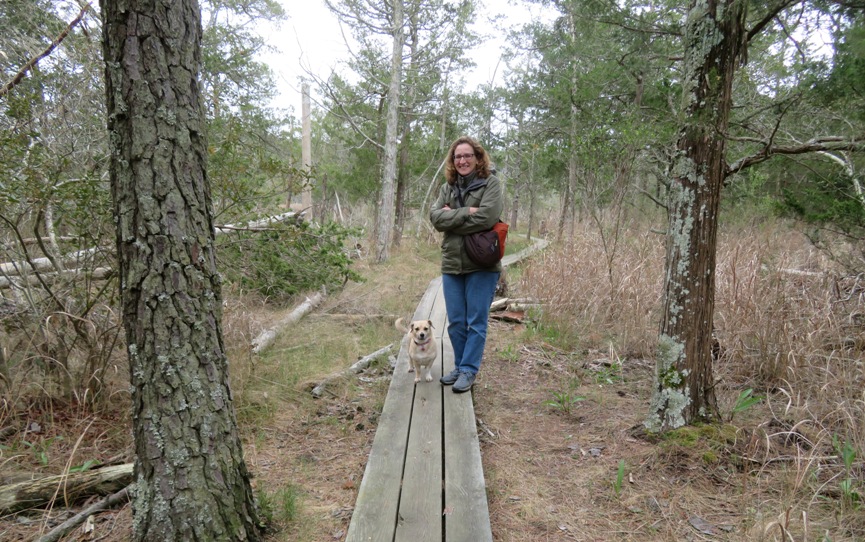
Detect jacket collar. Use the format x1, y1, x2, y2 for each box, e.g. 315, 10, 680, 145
453, 171, 488, 208
457, 170, 479, 185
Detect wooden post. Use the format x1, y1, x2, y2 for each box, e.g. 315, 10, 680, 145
302, 81, 313, 212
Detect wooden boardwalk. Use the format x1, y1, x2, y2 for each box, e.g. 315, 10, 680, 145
345, 241, 547, 542
345, 275, 491, 541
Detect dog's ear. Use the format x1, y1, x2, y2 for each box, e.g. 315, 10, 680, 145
410, 322, 417, 331
427, 319, 434, 329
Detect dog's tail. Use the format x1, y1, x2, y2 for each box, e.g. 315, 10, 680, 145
395, 317, 409, 334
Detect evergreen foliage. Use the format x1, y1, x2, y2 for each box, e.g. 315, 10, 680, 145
219, 220, 364, 302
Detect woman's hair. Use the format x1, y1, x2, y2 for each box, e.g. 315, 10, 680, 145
444, 136, 491, 185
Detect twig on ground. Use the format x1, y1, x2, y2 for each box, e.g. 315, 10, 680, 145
35, 486, 130, 542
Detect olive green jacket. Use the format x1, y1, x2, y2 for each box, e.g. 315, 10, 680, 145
429, 172, 504, 275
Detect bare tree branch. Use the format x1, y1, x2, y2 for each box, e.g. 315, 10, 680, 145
747, 0, 801, 44
35, 486, 130, 542
0, 4, 91, 99
319, 78, 385, 150
726, 136, 865, 177
775, 5, 809, 64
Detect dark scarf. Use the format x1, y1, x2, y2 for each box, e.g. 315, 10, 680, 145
453, 171, 488, 208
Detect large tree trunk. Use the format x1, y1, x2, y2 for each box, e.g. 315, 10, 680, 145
374, 0, 404, 262
100, 1, 262, 540
645, 0, 746, 432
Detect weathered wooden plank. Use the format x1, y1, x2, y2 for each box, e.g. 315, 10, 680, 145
343, 346, 413, 542
443, 332, 493, 542
395, 374, 443, 541
428, 277, 447, 335
395, 281, 447, 541
501, 236, 548, 267
347, 273, 494, 542
413, 275, 443, 321
345, 278, 440, 542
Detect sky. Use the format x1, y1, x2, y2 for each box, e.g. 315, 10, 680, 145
257, 0, 548, 117
257, 0, 350, 114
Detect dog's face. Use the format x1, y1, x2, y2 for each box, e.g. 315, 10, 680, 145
409, 320, 434, 342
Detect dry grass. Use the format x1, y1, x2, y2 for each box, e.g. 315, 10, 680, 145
1, 218, 864, 541
513, 216, 865, 541
520, 220, 664, 357
0, 238, 442, 541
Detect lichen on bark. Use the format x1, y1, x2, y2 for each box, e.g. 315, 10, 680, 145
645, 334, 691, 432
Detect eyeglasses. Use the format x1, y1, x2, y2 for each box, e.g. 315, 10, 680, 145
453, 153, 475, 161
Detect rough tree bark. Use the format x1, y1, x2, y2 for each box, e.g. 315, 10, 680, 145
644, 0, 865, 431
374, 0, 404, 262
645, 0, 746, 432
393, 5, 420, 249
100, 1, 262, 540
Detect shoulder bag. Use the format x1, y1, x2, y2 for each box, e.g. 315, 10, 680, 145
465, 220, 509, 266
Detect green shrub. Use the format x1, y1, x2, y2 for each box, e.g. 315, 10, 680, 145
219, 219, 364, 302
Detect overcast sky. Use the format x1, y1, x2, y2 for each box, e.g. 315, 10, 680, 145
258, 0, 549, 116
257, 0, 348, 114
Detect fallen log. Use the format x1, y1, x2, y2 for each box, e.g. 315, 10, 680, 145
311, 344, 394, 398
215, 211, 302, 235
309, 313, 399, 323
760, 264, 824, 278
35, 485, 130, 542
508, 302, 542, 313
490, 297, 540, 312
0, 463, 133, 515
490, 298, 509, 312
347, 344, 395, 374
0, 213, 301, 280
0, 247, 103, 277
491, 311, 526, 324
251, 291, 325, 354
0, 267, 113, 290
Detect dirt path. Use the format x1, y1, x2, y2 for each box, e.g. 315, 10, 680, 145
218, 301, 858, 542
477, 321, 668, 541
258, 315, 724, 542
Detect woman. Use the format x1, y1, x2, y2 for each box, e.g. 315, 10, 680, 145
429, 136, 503, 393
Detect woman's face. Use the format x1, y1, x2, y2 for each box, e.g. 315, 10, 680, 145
453, 143, 478, 177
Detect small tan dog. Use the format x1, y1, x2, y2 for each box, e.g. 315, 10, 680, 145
395, 318, 437, 383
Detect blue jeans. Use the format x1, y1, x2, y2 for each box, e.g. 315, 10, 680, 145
442, 271, 500, 376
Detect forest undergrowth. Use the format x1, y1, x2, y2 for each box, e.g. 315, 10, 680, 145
1, 217, 863, 541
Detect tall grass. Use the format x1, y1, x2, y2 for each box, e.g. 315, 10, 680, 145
520, 219, 664, 358
520, 214, 865, 529
712, 224, 865, 478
